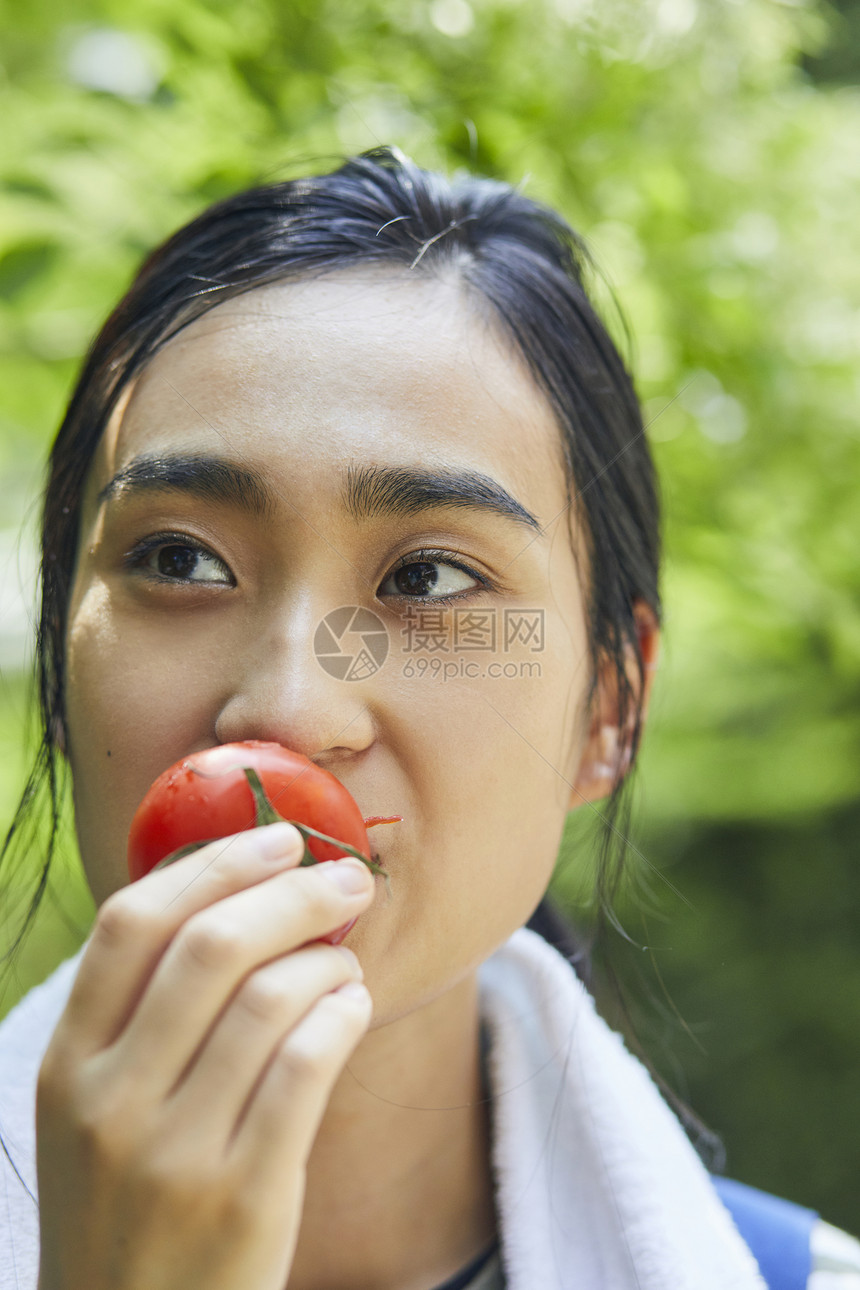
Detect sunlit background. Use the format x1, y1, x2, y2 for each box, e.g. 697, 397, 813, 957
1, 0, 858, 1231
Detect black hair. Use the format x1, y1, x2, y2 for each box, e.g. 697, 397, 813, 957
1, 145, 660, 994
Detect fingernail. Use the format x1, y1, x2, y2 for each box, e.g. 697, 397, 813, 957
337, 946, 363, 977
335, 980, 370, 1003
255, 822, 302, 860
318, 860, 372, 894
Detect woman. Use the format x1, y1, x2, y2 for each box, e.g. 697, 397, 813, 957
0, 147, 856, 1289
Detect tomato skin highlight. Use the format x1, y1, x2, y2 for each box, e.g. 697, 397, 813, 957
127, 741, 372, 883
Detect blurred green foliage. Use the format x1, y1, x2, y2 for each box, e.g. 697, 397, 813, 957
1, 0, 858, 1232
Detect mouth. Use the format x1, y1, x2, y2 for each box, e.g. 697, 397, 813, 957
361, 815, 402, 894
363, 814, 402, 863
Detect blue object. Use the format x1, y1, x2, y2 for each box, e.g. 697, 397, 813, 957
711, 1176, 818, 1290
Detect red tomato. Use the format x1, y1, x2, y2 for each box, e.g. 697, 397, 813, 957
127, 741, 373, 882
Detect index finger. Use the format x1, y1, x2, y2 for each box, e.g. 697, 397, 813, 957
59, 823, 304, 1050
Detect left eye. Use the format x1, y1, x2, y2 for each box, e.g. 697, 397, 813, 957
134, 541, 233, 584
378, 557, 482, 600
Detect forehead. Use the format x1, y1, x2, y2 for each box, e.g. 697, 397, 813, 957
97, 269, 570, 523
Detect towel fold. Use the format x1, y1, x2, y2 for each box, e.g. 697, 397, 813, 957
479, 928, 766, 1290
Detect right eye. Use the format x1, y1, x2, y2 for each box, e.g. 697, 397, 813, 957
124, 534, 234, 585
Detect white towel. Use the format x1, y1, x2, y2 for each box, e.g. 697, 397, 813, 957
1, 930, 764, 1290
479, 927, 766, 1290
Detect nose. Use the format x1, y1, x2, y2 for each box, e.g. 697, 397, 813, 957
213, 596, 379, 763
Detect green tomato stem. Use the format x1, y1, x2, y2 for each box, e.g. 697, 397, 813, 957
243, 767, 392, 895
243, 766, 286, 826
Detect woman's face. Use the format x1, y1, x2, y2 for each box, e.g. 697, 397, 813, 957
65, 270, 601, 1023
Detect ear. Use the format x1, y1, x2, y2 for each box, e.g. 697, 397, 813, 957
568, 600, 660, 810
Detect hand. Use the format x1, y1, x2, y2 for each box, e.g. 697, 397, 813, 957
36, 822, 375, 1290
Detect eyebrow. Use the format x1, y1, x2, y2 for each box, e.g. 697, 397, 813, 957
97, 455, 275, 517
97, 453, 543, 534
343, 464, 542, 532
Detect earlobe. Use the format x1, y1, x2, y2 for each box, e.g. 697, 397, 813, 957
567, 599, 661, 811
569, 722, 630, 808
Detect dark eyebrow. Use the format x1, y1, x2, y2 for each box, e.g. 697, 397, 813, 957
343, 464, 542, 533
97, 453, 543, 535
97, 454, 275, 518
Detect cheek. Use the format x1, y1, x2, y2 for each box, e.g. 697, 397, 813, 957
367, 622, 588, 983
391, 604, 588, 839
64, 584, 225, 901
359, 691, 575, 1024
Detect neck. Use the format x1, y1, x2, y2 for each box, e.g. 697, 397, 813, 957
286, 973, 497, 1290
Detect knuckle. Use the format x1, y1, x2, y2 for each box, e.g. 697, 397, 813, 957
273, 1038, 327, 1086
235, 968, 290, 1024
178, 914, 246, 973
94, 890, 160, 947
67, 1071, 136, 1166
